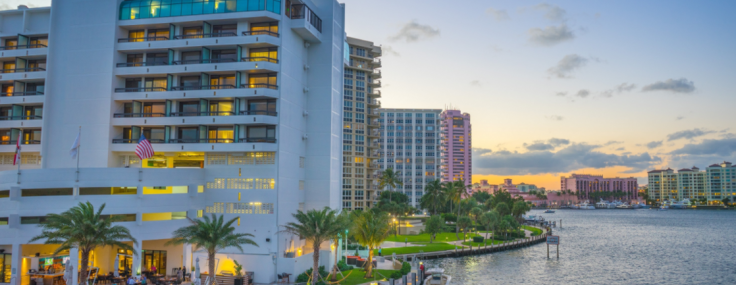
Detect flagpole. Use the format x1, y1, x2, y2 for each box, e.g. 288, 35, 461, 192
16, 128, 22, 184
76, 126, 81, 182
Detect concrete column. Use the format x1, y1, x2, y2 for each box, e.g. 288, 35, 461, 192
132, 239, 143, 277
69, 248, 79, 285
10, 243, 20, 285
182, 244, 192, 269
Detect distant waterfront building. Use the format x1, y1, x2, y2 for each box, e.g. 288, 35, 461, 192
648, 161, 735, 204
471, 180, 499, 194
517, 183, 544, 193
342, 37, 382, 211
560, 174, 639, 202
439, 109, 471, 186
378, 108, 442, 208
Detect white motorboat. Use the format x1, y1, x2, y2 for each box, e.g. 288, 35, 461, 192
579, 201, 595, 210
596, 199, 610, 209
424, 268, 452, 285
616, 202, 632, 209
670, 199, 691, 209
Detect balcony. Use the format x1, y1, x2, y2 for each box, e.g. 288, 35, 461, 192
239, 110, 277, 116
0, 44, 47, 50
0, 67, 45, 74
0, 115, 43, 121
290, 4, 322, 43
241, 83, 278, 90
0, 140, 41, 153
0, 91, 44, 97
369, 90, 381, 97
111, 137, 276, 153
372, 70, 382, 79
117, 36, 169, 43
368, 80, 381, 88
368, 99, 380, 107
116, 61, 170, 68
241, 57, 279, 64
242, 31, 280, 38
111, 111, 278, 126
171, 85, 237, 91
373, 60, 382, 68
173, 33, 238, 40
172, 58, 238, 65
114, 87, 167, 93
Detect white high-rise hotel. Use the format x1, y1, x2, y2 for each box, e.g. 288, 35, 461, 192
0, 0, 346, 283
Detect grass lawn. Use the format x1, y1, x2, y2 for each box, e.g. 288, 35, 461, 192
385, 232, 482, 243
373, 242, 462, 255
522, 225, 543, 236
336, 268, 399, 285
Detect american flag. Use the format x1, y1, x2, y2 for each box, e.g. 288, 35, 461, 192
13, 137, 21, 166
135, 134, 155, 160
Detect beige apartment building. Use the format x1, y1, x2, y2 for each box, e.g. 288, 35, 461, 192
342, 37, 382, 211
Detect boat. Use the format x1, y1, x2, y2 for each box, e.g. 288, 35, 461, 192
595, 199, 610, 209
616, 202, 632, 209
659, 205, 668, 211
670, 199, 691, 209
579, 201, 595, 210
424, 268, 452, 285
544, 209, 555, 213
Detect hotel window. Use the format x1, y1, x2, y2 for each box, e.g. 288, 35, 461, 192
250, 22, 279, 35
356, 71, 365, 81
356, 102, 365, 112
248, 73, 277, 89
183, 26, 204, 38
208, 127, 234, 143
28, 59, 46, 70
356, 48, 366, 57
356, 113, 365, 123
356, 91, 365, 101
344, 112, 353, 122
145, 77, 168, 91
247, 47, 278, 62
4, 39, 18, 49
247, 126, 276, 141
210, 75, 236, 88
209, 101, 234, 115
344, 68, 353, 78
179, 76, 200, 89
145, 53, 168, 65
344, 101, 353, 111
213, 24, 237, 36
147, 28, 170, 40
344, 79, 353, 89
248, 99, 276, 115
128, 30, 144, 41
356, 81, 365, 91
212, 49, 238, 63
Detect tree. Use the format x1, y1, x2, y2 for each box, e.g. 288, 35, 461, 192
490, 189, 513, 209
329, 212, 350, 281
503, 215, 520, 237
280, 208, 344, 283
511, 200, 530, 218
442, 182, 463, 238
169, 214, 258, 285
479, 211, 500, 240
424, 215, 444, 243
420, 179, 446, 215
376, 192, 414, 236
494, 202, 511, 217
471, 191, 492, 204
470, 207, 483, 225
29, 202, 137, 285
350, 211, 391, 278
379, 168, 403, 201
456, 216, 473, 241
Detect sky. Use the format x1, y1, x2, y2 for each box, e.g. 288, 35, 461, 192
6, 0, 736, 190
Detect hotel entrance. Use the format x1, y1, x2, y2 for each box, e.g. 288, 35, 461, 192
142, 250, 166, 275
116, 249, 133, 276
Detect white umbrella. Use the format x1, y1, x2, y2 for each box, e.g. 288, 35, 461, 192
193, 257, 200, 285
114, 256, 120, 277
63, 260, 73, 285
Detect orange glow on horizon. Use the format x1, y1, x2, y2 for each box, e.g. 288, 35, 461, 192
473, 166, 647, 190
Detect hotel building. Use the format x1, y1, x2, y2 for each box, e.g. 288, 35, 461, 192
341, 37, 381, 211
439, 109, 471, 186
377, 109, 442, 208
0, 0, 345, 284
648, 161, 735, 204
560, 174, 639, 202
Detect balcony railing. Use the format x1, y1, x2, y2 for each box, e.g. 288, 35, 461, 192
173, 32, 238, 40
117, 36, 169, 43
0, 67, 45, 73
114, 87, 167, 92
112, 139, 166, 144
0, 115, 43, 120
0, 91, 44, 97
240, 137, 277, 143
113, 113, 166, 118
0, 140, 41, 145
172, 58, 237, 65
239, 110, 278, 116
116, 61, 170, 67
241, 83, 278, 90
241, 57, 279, 63
169, 138, 236, 143
242, 31, 280, 37
169, 111, 235, 117
171, 85, 236, 91
0, 44, 48, 50
291, 4, 322, 33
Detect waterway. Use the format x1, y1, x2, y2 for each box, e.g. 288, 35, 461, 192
423, 209, 736, 284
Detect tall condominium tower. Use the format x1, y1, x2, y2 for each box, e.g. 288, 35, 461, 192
648, 161, 735, 204
0, 1, 345, 284
439, 109, 472, 186
377, 109, 442, 208
341, 37, 381, 211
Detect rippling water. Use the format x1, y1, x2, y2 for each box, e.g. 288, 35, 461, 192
423, 209, 736, 285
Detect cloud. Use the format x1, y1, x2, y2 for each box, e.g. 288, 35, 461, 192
473, 148, 493, 156
667, 128, 715, 141
528, 24, 575, 46
575, 89, 590, 98
555, 92, 567, 97
616, 147, 625, 151
670, 138, 736, 156
546, 115, 564, 121
601, 83, 637, 98
642, 78, 695, 93
473, 143, 661, 175
524, 138, 570, 151
486, 8, 510, 21
533, 3, 567, 21
389, 21, 440, 43
676, 116, 685, 121
646, 141, 663, 149
547, 54, 588, 78
382, 46, 400, 56
470, 80, 481, 87
605, 141, 623, 146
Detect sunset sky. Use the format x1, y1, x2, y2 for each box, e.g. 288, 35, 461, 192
7, 0, 736, 190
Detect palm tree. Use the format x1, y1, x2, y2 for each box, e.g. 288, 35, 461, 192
168, 214, 257, 285
29, 202, 137, 285
281, 208, 345, 283
350, 211, 391, 278
420, 179, 445, 215
480, 211, 500, 241
443, 181, 466, 238
379, 168, 403, 201
329, 211, 349, 281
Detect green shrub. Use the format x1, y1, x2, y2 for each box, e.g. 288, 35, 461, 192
390, 271, 402, 279
295, 267, 329, 284
337, 260, 353, 272
441, 213, 457, 222
472, 236, 484, 243
400, 262, 411, 276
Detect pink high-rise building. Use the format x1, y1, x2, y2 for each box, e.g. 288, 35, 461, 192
560, 174, 639, 202
440, 109, 471, 186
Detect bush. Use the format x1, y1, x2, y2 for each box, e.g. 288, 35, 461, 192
441, 224, 456, 233
441, 213, 457, 222
337, 260, 353, 272
399, 262, 411, 276
390, 271, 402, 279
295, 267, 329, 284
347, 244, 367, 250
472, 236, 484, 243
